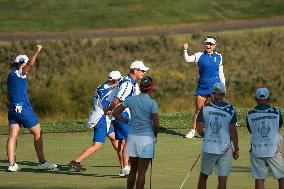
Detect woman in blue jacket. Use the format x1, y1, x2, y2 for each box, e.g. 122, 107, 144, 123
183, 36, 226, 139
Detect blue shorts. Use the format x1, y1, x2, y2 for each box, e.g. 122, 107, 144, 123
93, 116, 114, 143
8, 106, 39, 128
195, 86, 213, 96
195, 80, 218, 96
113, 111, 130, 140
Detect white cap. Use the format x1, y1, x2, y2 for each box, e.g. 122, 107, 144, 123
108, 71, 122, 80
212, 82, 226, 93
205, 37, 216, 44
13, 55, 29, 64
130, 60, 149, 71
256, 87, 269, 99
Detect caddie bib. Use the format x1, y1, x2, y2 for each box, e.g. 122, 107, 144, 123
247, 107, 281, 157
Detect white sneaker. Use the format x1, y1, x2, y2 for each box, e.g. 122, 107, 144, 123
119, 166, 130, 177
124, 165, 130, 175
185, 129, 195, 139
8, 163, 21, 172
38, 160, 57, 170
119, 169, 126, 177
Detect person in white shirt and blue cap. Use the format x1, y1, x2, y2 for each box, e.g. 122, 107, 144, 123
183, 36, 226, 139
246, 87, 284, 189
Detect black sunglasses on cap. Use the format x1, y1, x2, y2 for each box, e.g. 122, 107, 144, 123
19, 58, 26, 64
206, 36, 217, 40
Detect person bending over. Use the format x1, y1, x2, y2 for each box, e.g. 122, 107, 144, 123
68, 71, 122, 171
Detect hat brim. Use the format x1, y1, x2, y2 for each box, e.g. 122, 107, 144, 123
140, 66, 149, 71
256, 96, 269, 100
204, 38, 216, 44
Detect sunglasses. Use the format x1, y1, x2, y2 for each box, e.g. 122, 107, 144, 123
206, 36, 217, 40
19, 58, 26, 64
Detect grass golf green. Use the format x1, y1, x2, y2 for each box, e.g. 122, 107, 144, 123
0, 0, 283, 32
0, 127, 282, 189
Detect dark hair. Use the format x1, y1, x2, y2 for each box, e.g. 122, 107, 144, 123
108, 79, 119, 85
10, 63, 20, 68
140, 76, 155, 93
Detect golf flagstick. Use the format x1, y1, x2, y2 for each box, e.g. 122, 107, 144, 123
179, 153, 201, 189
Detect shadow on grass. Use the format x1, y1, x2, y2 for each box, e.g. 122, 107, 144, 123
231, 166, 251, 172
159, 127, 185, 137
90, 165, 120, 168
0, 160, 9, 171
0, 160, 121, 178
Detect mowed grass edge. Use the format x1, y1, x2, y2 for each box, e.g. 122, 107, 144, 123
0, 0, 284, 32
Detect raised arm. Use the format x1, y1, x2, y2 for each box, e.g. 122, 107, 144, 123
183, 43, 196, 63
22, 45, 42, 75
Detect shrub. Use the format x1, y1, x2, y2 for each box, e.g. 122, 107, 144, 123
0, 28, 283, 120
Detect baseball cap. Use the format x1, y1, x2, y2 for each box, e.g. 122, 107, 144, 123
255, 87, 269, 99
108, 71, 122, 80
204, 36, 216, 44
130, 60, 149, 71
140, 76, 155, 92
212, 82, 226, 94
12, 55, 29, 64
